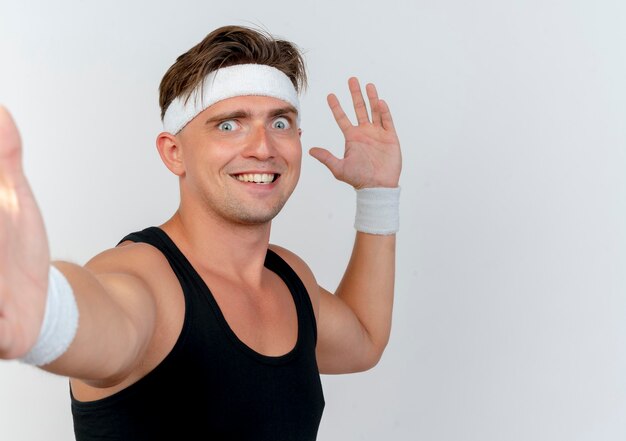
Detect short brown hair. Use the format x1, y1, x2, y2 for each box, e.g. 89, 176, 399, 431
158, 25, 307, 120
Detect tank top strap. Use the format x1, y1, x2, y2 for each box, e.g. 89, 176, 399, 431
264, 249, 318, 344
117, 226, 204, 295
118, 225, 171, 250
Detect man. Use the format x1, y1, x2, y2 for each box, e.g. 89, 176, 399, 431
0, 25, 401, 440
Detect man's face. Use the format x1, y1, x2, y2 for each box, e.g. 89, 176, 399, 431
176, 95, 302, 225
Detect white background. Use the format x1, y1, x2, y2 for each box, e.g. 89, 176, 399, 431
1, 1, 625, 440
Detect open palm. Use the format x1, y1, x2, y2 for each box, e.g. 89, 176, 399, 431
310, 77, 402, 189
0, 106, 50, 359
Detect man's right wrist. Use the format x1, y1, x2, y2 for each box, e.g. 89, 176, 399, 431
20, 265, 79, 366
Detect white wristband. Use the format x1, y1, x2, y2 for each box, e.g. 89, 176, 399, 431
20, 266, 79, 366
354, 186, 401, 235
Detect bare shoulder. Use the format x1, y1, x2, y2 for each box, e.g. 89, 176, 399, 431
83, 240, 172, 290
269, 244, 320, 311
268, 244, 316, 285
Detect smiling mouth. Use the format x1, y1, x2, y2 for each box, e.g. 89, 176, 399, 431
232, 173, 279, 184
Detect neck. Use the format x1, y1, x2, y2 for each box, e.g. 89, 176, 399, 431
160, 203, 272, 286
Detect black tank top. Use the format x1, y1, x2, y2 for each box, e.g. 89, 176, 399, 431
71, 226, 325, 440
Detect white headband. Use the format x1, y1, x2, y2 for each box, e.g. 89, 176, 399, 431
162, 63, 301, 134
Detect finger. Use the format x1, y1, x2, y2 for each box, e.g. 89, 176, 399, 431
379, 99, 396, 132
327, 93, 353, 133
348, 77, 370, 125
366, 83, 381, 127
309, 147, 342, 178
0, 106, 24, 177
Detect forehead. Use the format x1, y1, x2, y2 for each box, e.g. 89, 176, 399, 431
202, 95, 297, 117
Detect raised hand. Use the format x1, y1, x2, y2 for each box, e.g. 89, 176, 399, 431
309, 77, 402, 189
0, 106, 50, 360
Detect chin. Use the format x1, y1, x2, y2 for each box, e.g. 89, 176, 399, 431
230, 205, 286, 225
232, 213, 278, 226
219, 193, 289, 226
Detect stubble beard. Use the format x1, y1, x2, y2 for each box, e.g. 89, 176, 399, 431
212, 187, 292, 226
224, 197, 288, 225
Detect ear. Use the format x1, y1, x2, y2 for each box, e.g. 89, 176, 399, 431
156, 132, 185, 176
298, 128, 302, 138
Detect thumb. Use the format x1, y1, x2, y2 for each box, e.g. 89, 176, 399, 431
309, 147, 342, 177
0, 105, 24, 175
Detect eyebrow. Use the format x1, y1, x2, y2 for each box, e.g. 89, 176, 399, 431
269, 105, 298, 118
204, 105, 298, 125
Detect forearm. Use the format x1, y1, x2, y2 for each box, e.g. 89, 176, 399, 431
39, 261, 155, 385
335, 232, 396, 359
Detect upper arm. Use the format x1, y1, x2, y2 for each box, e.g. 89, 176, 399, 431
316, 287, 380, 374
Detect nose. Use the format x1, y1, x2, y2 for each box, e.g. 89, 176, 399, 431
242, 123, 276, 160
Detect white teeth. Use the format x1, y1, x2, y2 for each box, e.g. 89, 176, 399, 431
235, 173, 276, 184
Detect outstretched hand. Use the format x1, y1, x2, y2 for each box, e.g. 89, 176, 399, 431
309, 77, 402, 189
0, 106, 50, 360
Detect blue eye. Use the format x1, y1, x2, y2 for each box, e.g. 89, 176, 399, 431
218, 120, 239, 131
272, 117, 290, 130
